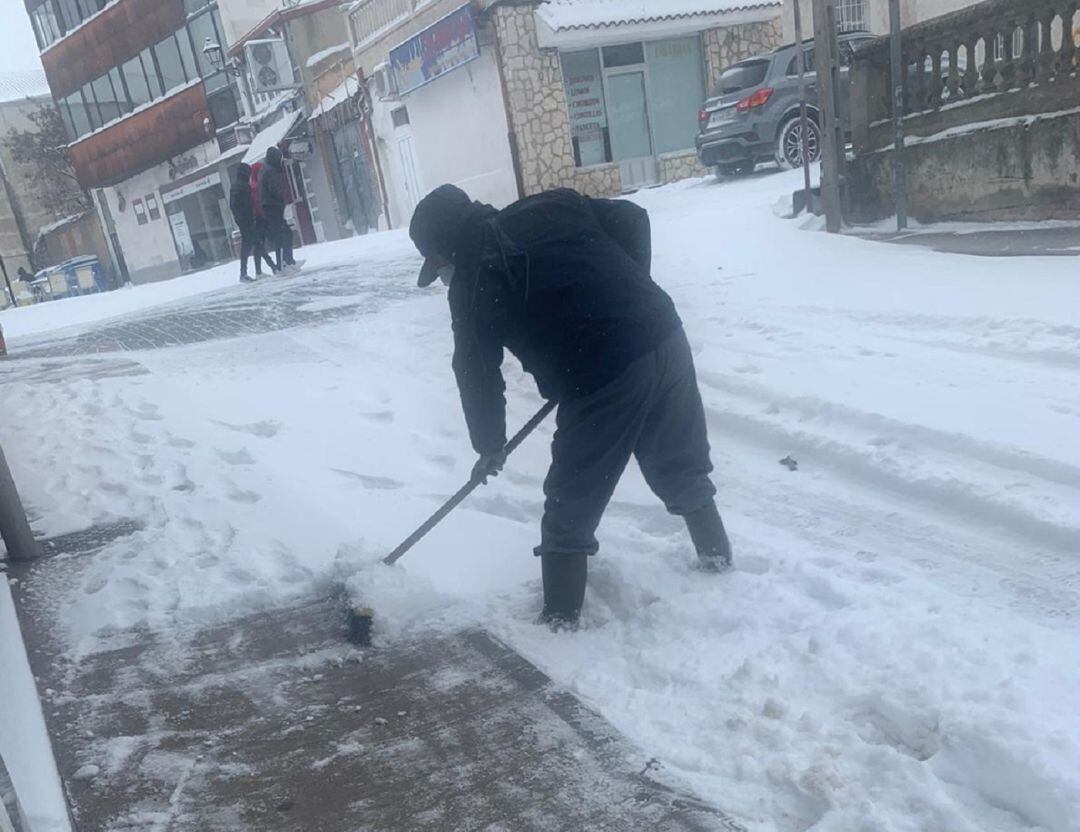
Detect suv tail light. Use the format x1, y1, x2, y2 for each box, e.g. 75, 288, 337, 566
698, 108, 710, 129
735, 87, 774, 113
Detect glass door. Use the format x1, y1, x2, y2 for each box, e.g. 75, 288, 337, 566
607, 71, 652, 161
605, 69, 659, 189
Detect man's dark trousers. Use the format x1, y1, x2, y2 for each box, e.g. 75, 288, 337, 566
537, 328, 716, 560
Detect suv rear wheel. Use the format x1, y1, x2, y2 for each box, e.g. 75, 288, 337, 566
776, 116, 822, 169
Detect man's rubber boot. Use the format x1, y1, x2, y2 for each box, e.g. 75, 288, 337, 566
684, 502, 733, 572
539, 552, 588, 631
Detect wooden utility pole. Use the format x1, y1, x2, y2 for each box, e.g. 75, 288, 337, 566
791, 0, 815, 214
888, 0, 908, 230
812, 0, 845, 232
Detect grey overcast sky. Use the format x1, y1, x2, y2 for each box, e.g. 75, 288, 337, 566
0, 0, 44, 73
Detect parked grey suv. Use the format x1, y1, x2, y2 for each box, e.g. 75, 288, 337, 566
696, 32, 874, 177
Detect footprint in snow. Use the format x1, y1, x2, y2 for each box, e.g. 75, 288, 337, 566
167, 435, 196, 449
217, 448, 256, 466
228, 489, 262, 504
329, 469, 402, 490
212, 419, 282, 438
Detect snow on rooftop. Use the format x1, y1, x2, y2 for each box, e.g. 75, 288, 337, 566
306, 42, 352, 69
0, 70, 51, 104
308, 75, 360, 121
536, 0, 781, 31
241, 109, 304, 164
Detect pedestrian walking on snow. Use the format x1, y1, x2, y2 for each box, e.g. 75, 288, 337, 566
410, 185, 733, 630
258, 146, 295, 271
230, 163, 276, 282
248, 162, 278, 278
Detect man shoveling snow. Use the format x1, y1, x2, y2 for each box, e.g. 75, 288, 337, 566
409, 185, 733, 629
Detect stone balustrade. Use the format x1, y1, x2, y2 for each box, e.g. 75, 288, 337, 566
851, 0, 1080, 153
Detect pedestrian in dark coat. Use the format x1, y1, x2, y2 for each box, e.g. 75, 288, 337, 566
258, 145, 295, 269
410, 185, 732, 629
248, 162, 277, 276
229, 163, 275, 281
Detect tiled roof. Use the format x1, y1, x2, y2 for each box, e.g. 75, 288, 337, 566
536, 0, 782, 31
0, 70, 51, 104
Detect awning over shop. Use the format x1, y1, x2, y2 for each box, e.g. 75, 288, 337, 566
535, 0, 781, 48
241, 109, 305, 165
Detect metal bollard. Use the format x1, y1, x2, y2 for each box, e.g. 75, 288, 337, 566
0, 445, 36, 562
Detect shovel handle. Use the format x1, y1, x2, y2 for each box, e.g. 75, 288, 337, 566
382, 400, 556, 566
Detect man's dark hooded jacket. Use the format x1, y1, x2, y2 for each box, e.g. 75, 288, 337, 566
258, 146, 286, 216
425, 188, 682, 455
229, 163, 255, 233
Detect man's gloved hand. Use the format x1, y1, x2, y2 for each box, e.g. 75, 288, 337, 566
471, 449, 507, 484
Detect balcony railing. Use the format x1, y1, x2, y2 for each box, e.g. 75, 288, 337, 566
851, 0, 1080, 152
348, 0, 415, 49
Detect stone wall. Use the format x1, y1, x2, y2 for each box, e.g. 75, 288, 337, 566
703, 19, 784, 90
659, 150, 709, 184
849, 110, 1080, 222
493, 4, 590, 195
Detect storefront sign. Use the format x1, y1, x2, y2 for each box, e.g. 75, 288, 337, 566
561, 51, 608, 167
169, 212, 194, 258
390, 5, 480, 95
287, 140, 313, 159
161, 172, 222, 206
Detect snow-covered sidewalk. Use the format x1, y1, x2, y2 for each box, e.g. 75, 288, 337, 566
2, 167, 1078, 831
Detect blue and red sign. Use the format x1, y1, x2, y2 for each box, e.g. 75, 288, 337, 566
390, 4, 480, 95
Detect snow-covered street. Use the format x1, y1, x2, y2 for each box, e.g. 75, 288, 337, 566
2, 168, 1078, 831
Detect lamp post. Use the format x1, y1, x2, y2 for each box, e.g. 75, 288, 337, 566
203, 38, 256, 117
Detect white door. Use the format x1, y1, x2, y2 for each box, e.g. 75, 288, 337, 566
605, 69, 659, 190
396, 130, 423, 214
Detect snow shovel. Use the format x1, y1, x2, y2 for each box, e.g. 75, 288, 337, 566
346, 400, 557, 645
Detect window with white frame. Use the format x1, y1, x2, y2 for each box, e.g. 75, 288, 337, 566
837, 0, 868, 33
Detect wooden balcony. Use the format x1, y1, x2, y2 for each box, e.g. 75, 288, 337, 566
36, 0, 185, 99
68, 82, 213, 189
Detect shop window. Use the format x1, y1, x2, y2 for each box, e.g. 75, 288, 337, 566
646, 37, 704, 155
133, 198, 148, 226
602, 43, 644, 68
391, 107, 410, 128
145, 194, 161, 221
123, 54, 152, 107
561, 50, 610, 167
154, 34, 188, 92
562, 37, 706, 167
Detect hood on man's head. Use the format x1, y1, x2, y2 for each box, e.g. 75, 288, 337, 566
235, 162, 251, 183
266, 145, 283, 167
409, 184, 476, 287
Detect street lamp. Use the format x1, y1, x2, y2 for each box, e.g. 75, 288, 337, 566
202, 37, 242, 77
